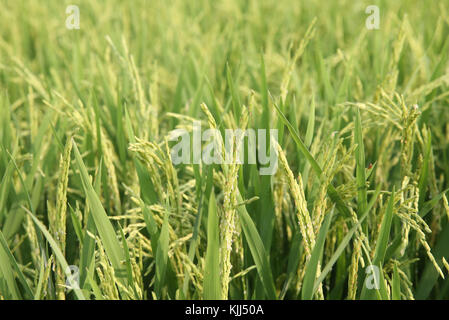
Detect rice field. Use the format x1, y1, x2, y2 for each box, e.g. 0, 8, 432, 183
1, 0, 449, 300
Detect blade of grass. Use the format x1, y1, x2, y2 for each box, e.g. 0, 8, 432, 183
25, 210, 86, 300
226, 63, 241, 118
302, 208, 334, 300
314, 185, 382, 292
360, 187, 396, 300
236, 192, 277, 299
72, 141, 126, 280
392, 264, 401, 300
418, 132, 432, 209
0, 236, 21, 299
203, 190, 221, 299
118, 224, 137, 297
155, 203, 170, 299
124, 106, 157, 204
0, 230, 33, 298
272, 97, 352, 219
355, 109, 368, 217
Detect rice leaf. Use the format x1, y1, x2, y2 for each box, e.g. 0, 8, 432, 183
203, 190, 221, 299
302, 208, 334, 300
25, 210, 86, 300
72, 141, 126, 279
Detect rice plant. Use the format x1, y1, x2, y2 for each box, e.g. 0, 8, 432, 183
1, 0, 449, 300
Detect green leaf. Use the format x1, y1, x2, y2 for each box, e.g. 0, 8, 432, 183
155, 204, 170, 298
236, 192, 277, 299
373, 187, 396, 265
314, 185, 382, 292
419, 188, 449, 218
203, 191, 221, 299
418, 132, 432, 209
0, 230, 33, 299
361, 187, 396, 300
0, 234, 21, 299
279, 230, 302, 299
392, 264, 401, 300
355, 109, 367, 217
226, 63, 241, 118
304, 96, 315, 148
118, 225, 136, 296
302, 208, 334, 300
26, 210, 86, 300
273, 98, 352, 219
72, 141, 126, 279
182, 165, 211, 298
124, 106, 157, 204
259, 54, 269, 131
